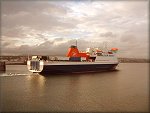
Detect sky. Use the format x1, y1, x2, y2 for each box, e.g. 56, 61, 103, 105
1, 0, 149, 58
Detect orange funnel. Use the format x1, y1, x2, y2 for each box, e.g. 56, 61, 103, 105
66, 45, 80, 57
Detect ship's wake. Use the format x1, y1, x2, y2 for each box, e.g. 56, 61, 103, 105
0, 72, 30, 77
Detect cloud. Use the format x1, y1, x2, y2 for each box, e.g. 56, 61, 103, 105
1, 1, 149, 59
1, 1, 67, 15
120, 34, 137, 43
1, 1, 77, 37
100, 32, 116, 38
1, 37, 148, 59
1, 42, 11, 47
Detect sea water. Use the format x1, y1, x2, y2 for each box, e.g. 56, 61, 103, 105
0, 63, 149, 112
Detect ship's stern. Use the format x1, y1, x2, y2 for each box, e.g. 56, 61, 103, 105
27, 60, 44, 73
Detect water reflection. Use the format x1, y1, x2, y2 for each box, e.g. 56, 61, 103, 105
66, 76, 81, 109
26, 74, 46, 94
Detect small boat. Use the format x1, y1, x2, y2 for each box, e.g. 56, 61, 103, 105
27, 45, 119, 74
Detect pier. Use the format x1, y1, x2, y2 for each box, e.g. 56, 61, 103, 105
0, 61, 6, 71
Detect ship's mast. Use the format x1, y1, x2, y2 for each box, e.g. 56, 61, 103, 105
76, 39, 77, 47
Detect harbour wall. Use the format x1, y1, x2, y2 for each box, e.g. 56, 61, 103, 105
0, 61, 6, 71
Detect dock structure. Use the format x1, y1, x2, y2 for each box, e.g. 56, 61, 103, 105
0, 61, 6, 71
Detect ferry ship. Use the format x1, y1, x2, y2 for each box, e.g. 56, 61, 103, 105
27, 45, 119, 74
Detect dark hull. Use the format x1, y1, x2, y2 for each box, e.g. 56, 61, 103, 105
40, 63, 118, 74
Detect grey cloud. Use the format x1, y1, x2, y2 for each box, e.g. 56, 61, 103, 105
1, 42, 10, 47
36, 34, 48, 42
100, 32, 116, 38
120, 34, 137, 43
1, 39, 82, 55
1, 1, 67, 15
81, 1, 148, 31
2, 1, 77, 32
1, 1, 148, 59
1, 38, 148, 59
122, 1, 148, 17
1, 27, 25, 38
1, 38, 20, 49
19, 45, 30, 51
54, 38, 65, 41
1, 1, 80, 45
2, 12, 65, 30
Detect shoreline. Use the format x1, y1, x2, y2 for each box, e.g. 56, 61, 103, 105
1, 56, 149, 64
